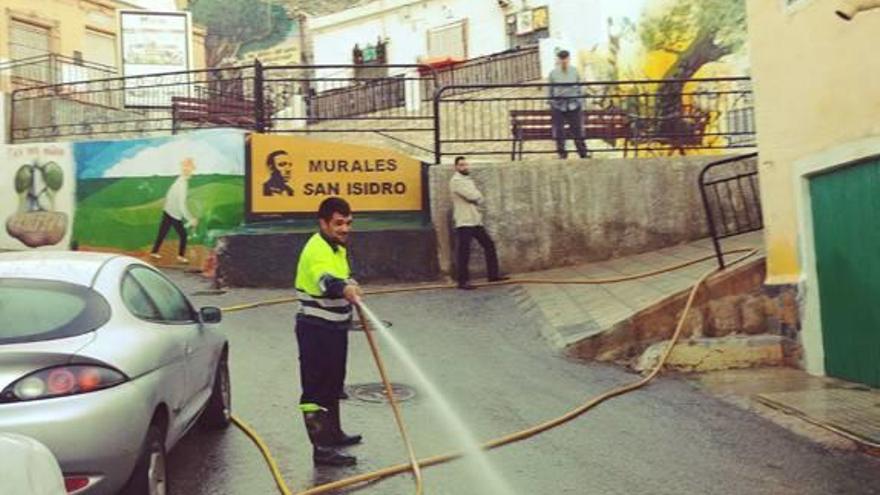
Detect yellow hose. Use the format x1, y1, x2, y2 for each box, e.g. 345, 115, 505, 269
355, 303, 425, 494
227, 248, 759, 494
221, 248, 757, 314
230, 416, 293, 495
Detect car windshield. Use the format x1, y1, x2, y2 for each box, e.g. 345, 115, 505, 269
0, 278, 111, 345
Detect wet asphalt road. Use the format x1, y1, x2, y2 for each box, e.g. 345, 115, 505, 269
165, 271, 880, 495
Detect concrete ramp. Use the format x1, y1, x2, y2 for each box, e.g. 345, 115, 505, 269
511, 232, 797, 369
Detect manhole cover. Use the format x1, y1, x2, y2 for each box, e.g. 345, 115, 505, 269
351, 320, 392, 332
347, 383, 416, 403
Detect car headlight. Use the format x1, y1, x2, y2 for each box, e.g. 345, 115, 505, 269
0, 365, 128, 403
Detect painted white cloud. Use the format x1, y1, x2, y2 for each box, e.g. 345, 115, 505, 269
103, 131, 245, 178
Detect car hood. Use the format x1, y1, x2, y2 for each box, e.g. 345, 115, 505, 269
0, 334, 96, 392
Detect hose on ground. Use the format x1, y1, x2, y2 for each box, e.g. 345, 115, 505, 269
221, 248, 757, 314
226, 247, 759, 494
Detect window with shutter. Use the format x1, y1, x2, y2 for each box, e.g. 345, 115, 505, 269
85, 29, 117, 69
9, 19, 50, 60
9, 19, 51, 83
427, 20, 467, 60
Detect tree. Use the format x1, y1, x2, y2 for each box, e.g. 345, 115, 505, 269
640, 0, 747, 81
190, 0, 295, 67
637, 0, 747, 150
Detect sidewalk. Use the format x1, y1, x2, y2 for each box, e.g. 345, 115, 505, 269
696, 368, 880, 455
510, 232, 764, 350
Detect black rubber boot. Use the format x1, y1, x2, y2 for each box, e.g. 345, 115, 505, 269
325, 402, 362, 447
313, 446, 357, 467
303, 410, 357, 466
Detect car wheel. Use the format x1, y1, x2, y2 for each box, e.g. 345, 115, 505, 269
123, 424, 168, 495
201, 350, 231, 429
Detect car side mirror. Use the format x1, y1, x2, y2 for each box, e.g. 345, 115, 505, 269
200, 306, 222, 324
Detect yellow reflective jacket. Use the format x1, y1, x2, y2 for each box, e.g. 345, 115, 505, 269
295, 233, 352, 328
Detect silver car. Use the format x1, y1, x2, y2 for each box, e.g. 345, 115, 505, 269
0, 252, 231, 495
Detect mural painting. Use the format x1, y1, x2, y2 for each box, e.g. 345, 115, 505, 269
189, 0, 299, 67
547, 0, 751, 155
72, 129, 246, 268
1, 143, 75, 251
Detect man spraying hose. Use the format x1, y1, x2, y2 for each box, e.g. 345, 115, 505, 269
295, 197, 363, 466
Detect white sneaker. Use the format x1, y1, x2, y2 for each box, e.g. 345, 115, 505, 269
177, 256, 189, 263
149, 253, 162, 259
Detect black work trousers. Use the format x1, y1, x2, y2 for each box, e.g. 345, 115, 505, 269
456, 226, 500, 285
151, 212, 187, 256
296, 318, 349, 409
551, 108, 588, 159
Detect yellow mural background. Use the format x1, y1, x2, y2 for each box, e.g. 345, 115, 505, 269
576, 0, 750, 156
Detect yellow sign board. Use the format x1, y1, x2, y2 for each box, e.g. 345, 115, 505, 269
247, 134, 424, 217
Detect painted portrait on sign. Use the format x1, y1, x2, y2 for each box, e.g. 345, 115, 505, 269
262, 150, 295, 197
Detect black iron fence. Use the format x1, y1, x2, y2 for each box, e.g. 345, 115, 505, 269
699, 152, 763, 268
10, 57, 756, 163
431, 47, 541, 94
10, 62, 439, 146
262, 64, 436, 128
0, 54, 116, 90
11, 65, 258, 142
432, 77, 756, 163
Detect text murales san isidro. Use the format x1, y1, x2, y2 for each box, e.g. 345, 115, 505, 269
302, 158, 409, 196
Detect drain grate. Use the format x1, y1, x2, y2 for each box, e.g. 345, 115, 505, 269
346, 383, 416, 404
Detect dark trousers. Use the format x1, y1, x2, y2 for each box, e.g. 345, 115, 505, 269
456, 226, 500, 285
151, 212, 187, 256
551, 108, 588, 159
296, 318, 349, 409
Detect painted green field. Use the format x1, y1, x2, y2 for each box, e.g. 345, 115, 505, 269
73, 175, 244, 251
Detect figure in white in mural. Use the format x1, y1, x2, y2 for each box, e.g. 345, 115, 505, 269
149, 157, 199, 263
6, 159, 67, 248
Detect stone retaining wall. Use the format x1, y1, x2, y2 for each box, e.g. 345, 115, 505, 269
430, 155, 734, 278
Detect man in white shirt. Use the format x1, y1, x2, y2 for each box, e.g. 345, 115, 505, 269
150, 157, 199, 263
449, 156, 508, 290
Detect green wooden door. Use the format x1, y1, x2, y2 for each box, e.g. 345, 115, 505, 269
810, 158, 880, 388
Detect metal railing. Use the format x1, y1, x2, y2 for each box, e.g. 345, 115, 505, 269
699, 152, 763, 268
10, 56, 755, 165
430, 47, 541, 95
432, 77, 756, 163
262, 64, 436, 129
0, 54, 116, 90
8, 49, 541, 144
11, 65, 257, 142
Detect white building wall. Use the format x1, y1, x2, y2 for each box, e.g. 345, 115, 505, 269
310, 0, 648, 81
311, 0, 508, 79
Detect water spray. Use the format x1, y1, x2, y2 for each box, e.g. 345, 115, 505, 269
354, 302, 425, 495
227, 247, 759, 495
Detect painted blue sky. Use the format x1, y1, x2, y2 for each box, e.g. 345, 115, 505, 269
74, 129, 246, 179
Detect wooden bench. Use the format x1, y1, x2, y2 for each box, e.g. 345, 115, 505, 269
630, 105, 713, 155
509, 109, 633, 160
171, 95, 265, 133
